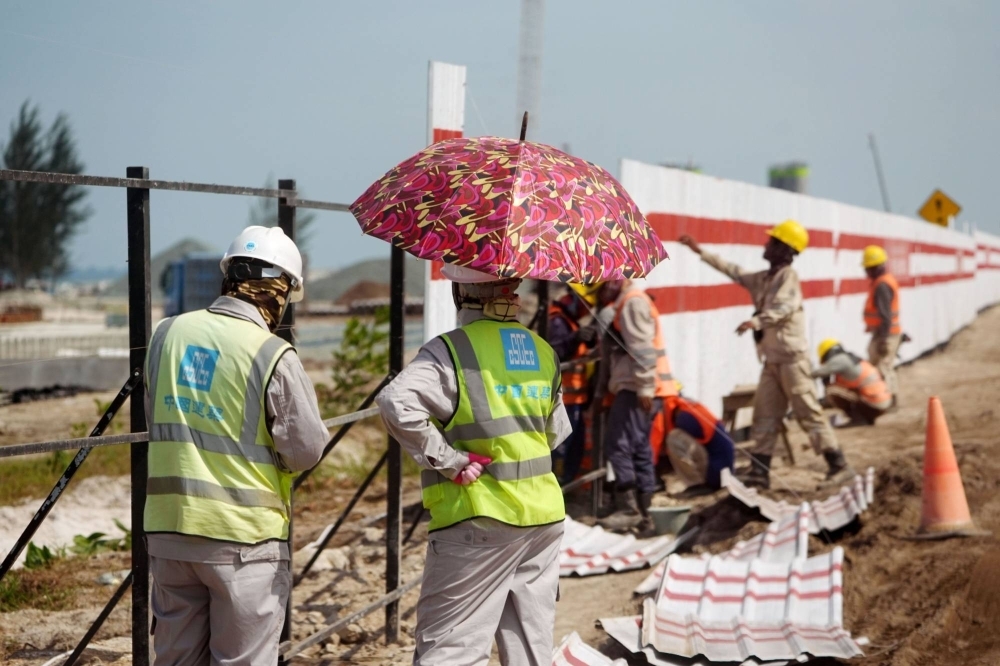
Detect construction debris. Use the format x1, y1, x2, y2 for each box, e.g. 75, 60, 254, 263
551, 631, 627, 666
560, 515, 679, 577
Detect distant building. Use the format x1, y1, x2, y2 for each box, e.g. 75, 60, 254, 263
769, 162, 809, 193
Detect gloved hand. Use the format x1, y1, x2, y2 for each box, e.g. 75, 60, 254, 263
575, 325, 598, 346
453, 453, 492, 486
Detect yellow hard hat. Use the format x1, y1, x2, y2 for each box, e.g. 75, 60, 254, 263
675, 380, 684, 393
862, 245, 887, 268
817, 338, 840, 361
767, 219, 809, 253
569, 283, 601, 306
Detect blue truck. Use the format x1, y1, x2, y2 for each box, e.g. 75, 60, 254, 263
161, 253, 225, 317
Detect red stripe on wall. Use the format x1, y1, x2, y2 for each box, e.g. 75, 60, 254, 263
647, 212, 973, 257
432, 128, 462, 142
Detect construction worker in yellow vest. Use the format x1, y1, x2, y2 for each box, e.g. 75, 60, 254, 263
812, 338, 893, 426
143, 226, 329, 665
679, 221, 855, 489
376, 264, 571, 666
593, 280, 677, 531
862, 245, 902, 404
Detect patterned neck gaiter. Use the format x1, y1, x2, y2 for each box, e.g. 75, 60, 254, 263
223, 277, 290, 331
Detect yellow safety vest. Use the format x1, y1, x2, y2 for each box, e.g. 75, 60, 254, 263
421, 319, 566, 532
144, 309, 293, 544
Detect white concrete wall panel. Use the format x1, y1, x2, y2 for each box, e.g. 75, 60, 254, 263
423, 61, 466, 342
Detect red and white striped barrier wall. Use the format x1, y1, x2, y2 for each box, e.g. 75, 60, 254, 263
423, 61, 466, 342
621, 159, 987, 413
975, 229, 1000, 311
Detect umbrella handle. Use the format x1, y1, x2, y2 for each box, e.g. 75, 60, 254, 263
519, 111, 529, 141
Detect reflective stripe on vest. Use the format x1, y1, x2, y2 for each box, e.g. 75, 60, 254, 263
613, 290, 678, 397
834, 359, 892, 407
548, 305, 589, 405
422, 320, 566, 532
864, 273, 901, 335
144, 310, 294, 544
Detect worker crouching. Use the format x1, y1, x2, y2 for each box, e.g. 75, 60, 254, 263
376, 264, 570, 666
661, 393, 736, 492
679, 221, 855, 489
144, 226, 329, 665
813, 338, 892, 426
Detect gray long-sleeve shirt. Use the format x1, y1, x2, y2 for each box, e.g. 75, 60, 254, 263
870, 281, 896, 337
701, 251, 809, 363
376, 309, 573, 481
810, 351, 861, 382
146, 296, 328, 562
601, 284, 660, 398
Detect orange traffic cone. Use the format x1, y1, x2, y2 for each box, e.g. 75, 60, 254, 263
918, 396, 984, 537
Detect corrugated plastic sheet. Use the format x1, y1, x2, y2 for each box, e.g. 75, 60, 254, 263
601, 616, 791, 666
721, 467, 876, 534
635, 504, 811, 596
551, 631, 628, 666
640, 548, 863, 661
560, 516, 679, 577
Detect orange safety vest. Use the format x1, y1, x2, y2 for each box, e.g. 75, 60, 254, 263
548, 305, 589, 406
612, 290, 678, 398
665, 396, 720, 445
833, 359, 892, 407
864, 273, 901, 335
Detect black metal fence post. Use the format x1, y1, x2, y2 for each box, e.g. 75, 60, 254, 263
385, 245, 405, 643
127, 166, 152, 666
536, 281, 549, 339
277, 179, 296, 662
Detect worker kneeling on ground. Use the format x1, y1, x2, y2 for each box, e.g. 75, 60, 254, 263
594, 279, 677, 531
548, 283, 600, 484
813, 338, 892, 427
376, 263, 570, 666
679, 221, 855, 489
862, 245, 902, 406
661, 390, 736, 492
144, 226, 329, 665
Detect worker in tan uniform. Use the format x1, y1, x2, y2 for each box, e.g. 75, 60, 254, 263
679, 220, 854, 489
144, 226, 329, 665
593, 280, 677, 529
377, 264, 571, 666
862, 245, 902, 404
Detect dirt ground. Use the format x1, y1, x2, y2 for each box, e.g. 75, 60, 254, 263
2, 306, 1000, 664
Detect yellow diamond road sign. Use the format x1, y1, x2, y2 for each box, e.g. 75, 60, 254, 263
918, 189, 961, 227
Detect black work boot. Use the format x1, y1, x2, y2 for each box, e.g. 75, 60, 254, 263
599, 487, 643, 531
737, 454, 771, 489
597, 484, 619, 519
822, 449, 856, 485
634, 491, 656, 537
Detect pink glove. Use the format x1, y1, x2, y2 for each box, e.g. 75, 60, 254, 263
453, 454, 493, 486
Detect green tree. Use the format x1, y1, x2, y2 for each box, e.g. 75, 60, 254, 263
0, 101, 90, 287
247, 175, 317, 251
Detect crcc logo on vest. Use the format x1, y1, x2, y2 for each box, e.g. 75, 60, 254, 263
178, 345, 221, 391
500, 329, 539, 371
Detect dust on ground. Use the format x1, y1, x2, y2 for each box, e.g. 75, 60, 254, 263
3, 306, 1000, 664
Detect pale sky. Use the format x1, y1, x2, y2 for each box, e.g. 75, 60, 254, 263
2, 0, 997, 273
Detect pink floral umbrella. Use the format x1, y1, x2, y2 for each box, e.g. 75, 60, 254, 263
350, 136, 667, 284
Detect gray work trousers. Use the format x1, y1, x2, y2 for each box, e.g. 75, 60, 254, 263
868, 332, 901, 398
150, 555, 291, 666
752, 359, 839, 458
414, 520, 564, 666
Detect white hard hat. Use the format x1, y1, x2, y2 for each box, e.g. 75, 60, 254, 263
221, 226, 305, 302
440, 263, 503, 284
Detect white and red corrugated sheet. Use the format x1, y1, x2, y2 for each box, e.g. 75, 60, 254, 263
721, 467, 875, 534
560, 516, 679, 577
634, 503, 811, 596
551, 632, 627, 666
423, 61, 465, 343
640, 548, 863, 661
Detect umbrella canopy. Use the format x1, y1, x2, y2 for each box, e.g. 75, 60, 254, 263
350, 137, 667, 284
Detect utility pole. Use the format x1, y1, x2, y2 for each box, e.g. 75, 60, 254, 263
868, 133, 892, 213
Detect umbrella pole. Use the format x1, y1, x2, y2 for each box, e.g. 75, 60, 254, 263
519, 111, 529, 141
